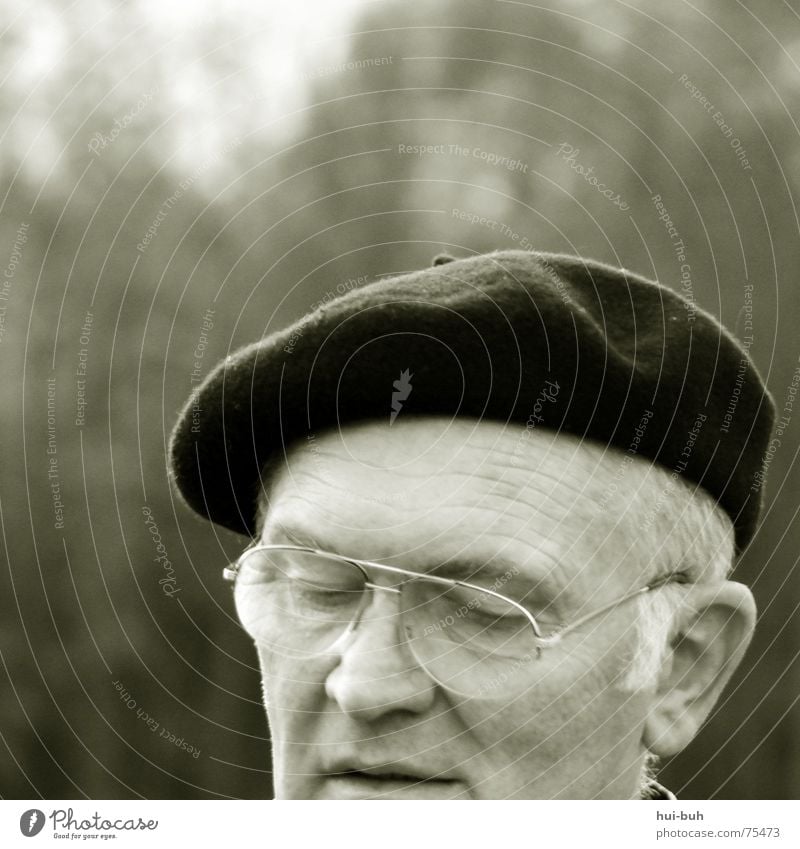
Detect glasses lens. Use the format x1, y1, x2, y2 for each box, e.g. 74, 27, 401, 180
402, 580, 537, 698
234, 548, 365, 658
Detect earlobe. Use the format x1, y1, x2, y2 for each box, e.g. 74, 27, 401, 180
642, 581, 756, 757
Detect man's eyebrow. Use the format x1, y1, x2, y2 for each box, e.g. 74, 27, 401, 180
263, 522, 328, 551
263, 521, 562, 598
433, 558, 564, 607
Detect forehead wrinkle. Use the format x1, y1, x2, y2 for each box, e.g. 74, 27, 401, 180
429, 502, 613, 599
459, 420, 608, 471
274, 463, 601, 547
291, 419, 618, 503
427, 468, 615, 548
265, 454, 426, 519
272, 439, 622, 555
428, 473, 643, 598
476, 455, 613, 508
269, 481, 608, 592
440, 434, 619, 501
268, 421, 640, 575
263, 479, 622, 610
263, 507, 570, 604
263, 489, 413, 539
397, 451, 607, 509
261, 488, 463, 565
428, 496, 596, 552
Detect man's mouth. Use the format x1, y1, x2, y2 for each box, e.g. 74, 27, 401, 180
322, 765, 466, 799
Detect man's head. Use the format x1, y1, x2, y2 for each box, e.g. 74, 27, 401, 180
169, 250, 774, 798
240, 416, 753, 798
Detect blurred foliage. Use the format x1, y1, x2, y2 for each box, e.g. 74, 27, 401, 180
1, 0, 798, 798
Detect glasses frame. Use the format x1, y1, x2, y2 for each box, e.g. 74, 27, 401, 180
224, 543, 686, 653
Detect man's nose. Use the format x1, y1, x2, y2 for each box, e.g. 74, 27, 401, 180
324, 586, 437, 721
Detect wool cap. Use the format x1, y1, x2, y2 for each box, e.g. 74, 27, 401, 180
169, 250, 774, 552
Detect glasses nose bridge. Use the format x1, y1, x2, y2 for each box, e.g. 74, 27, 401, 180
332, 574, 411, 662
350, 559, 416, 616
347, 572, 404, 633
363, 580, 401, 595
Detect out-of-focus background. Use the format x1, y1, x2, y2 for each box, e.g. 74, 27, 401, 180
1, 0, 798, 799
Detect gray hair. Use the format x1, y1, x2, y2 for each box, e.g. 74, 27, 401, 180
616, 466, 735, 692
595, 458, 737, 795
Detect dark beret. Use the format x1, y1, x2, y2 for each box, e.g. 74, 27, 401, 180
169, 250, 775, 552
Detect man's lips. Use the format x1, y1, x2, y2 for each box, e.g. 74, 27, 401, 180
329, 768, 442, 783
321, 760, 465, 798
325, 759, 451, 783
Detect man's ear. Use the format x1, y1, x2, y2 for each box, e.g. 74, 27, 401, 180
642, 581, 756, 757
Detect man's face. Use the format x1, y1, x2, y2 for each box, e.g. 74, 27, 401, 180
242, 417, 658, 799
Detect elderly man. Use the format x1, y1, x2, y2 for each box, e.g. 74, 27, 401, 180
169, 251, 773, 799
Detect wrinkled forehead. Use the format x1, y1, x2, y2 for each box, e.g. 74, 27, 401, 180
258, 417, 656, 588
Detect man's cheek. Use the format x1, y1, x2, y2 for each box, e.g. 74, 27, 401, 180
257, 648, 330, 722
256, 649, 331, 798
550, 627, 636, 691
465, 652, 627, 753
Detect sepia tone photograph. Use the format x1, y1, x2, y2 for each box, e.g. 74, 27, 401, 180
1, 0, 798, 803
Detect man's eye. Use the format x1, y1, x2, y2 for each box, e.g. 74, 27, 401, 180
291, 580, 362, 612
287, 568, 362, 590
443, 584, 522, 615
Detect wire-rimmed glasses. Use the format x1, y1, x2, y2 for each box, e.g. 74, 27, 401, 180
225, 544, 683, 699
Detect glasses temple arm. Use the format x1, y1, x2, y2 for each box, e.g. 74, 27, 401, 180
538, 574, 686, 644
